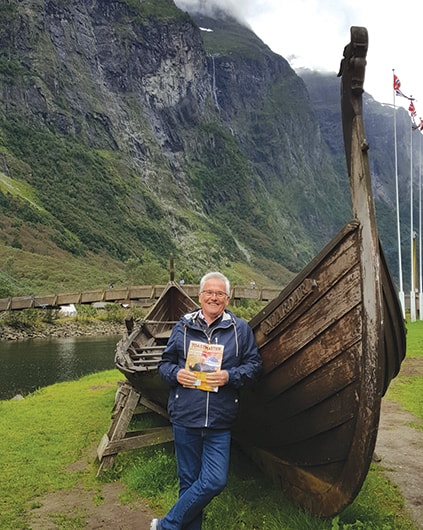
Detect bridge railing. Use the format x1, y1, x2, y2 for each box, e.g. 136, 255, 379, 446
0, 284, 283, 311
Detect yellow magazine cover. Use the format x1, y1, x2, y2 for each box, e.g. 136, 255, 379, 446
185, 340, 224, 392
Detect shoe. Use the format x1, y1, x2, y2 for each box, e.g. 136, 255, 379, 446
150, 519, 161, 530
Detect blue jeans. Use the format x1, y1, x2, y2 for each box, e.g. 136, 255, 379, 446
161, 425, 231, 530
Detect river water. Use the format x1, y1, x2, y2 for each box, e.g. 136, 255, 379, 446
0, 334, 122, 401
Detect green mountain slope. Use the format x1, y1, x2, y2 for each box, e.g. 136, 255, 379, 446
2, 1, 401, 296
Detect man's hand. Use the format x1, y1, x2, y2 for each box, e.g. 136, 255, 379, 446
177, 368, 198, 387
206, 370, 229, 387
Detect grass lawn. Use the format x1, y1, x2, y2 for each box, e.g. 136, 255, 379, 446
0, 320, 421, 529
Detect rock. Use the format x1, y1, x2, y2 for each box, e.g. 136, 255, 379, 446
0, 321, 126, 341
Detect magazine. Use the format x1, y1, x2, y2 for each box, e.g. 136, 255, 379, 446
184, 340, 224, 392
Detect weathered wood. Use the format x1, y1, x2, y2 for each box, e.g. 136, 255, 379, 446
139, 396, 169, 419
115, 282, 199, 396
231, 26, 405, 517
96, 382, 141, 473
131, 358, 163, 366
133, 346, 167, 352
99, 427, 174, 456
96, 381, 173, 476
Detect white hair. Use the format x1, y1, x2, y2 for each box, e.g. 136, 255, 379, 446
200, 271, 230, 295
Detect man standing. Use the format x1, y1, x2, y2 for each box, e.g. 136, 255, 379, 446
151, 271, 262, 530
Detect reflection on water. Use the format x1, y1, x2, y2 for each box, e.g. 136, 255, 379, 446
56, 337, 80, 381
0, 334, 121, 400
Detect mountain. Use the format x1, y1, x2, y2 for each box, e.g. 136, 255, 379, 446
299, 68, 416, 289
0, 0, 413, 296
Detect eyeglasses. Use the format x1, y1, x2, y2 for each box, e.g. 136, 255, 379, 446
201, 290, 228, 299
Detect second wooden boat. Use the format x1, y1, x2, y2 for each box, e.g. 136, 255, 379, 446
114, 279, 198, 410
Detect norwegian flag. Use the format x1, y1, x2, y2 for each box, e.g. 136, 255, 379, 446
409, 101, 417, 118
393, 72, 415, 100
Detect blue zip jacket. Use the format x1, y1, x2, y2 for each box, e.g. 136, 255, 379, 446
158, 309, 262, 430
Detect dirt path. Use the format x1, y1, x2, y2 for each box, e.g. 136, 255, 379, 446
375, 398, 423, 529
374, 358, 423, 530
29, 481, 154, 530
29, 359, 423, 530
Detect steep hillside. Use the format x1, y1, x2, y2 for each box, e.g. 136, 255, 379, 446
0, 0, 356, 296
299, 68, 417, 288
194, 14, 350, 261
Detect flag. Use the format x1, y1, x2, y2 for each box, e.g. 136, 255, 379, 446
409, 101, 417, 117
409, 102, 418, 129
396, 89, 415, 99
396, 88, 415, 100
393, 72, 415, 99
412, 117, 423, 130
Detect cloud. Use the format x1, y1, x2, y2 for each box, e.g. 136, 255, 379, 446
174, 0, 257, 25
244, 1, 423, 110
175, 0, 423, 112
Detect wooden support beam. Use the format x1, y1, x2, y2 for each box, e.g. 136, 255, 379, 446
99, 427, 173, 457
96, 381, 173, 476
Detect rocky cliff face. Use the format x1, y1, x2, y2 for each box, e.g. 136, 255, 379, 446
7, 0, 210, 186
0, 0, 356, 293
300, 68, 418, 286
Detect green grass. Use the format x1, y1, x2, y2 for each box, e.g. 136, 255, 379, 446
384, 320, 423, 428
403, 320, 423, 359
0, 370, 121, 529
387, 374, 423, 430
0, 171, 42, 208
111, 445, 415, 530
0, 320, 421, 529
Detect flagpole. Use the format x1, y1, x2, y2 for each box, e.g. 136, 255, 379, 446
419, 130, 423, 320
393, 70, 405, 317
410, 119, 416, 322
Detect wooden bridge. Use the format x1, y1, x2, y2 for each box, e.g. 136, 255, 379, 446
0, 284, 282, 311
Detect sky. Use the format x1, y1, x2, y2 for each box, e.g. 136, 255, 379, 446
175, 0, 423, 115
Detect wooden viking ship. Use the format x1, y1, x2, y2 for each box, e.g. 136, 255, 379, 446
114, 278, 199, 407
232, 26, 406, 517
112, 27, 406, 517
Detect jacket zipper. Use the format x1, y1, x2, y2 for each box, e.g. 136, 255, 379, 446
186, 317, 236, 427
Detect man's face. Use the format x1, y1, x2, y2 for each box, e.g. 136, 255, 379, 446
199, 278, 229, 322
